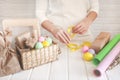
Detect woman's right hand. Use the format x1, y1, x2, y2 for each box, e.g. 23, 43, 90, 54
52, 27, 71, 44
41, 20, 70, 44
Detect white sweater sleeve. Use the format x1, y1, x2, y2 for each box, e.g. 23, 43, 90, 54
88, 0, 99, 14
36, 0, 48, 25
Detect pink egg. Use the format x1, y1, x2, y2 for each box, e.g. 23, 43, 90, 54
82, 46, 89, 53
39, 36, 45, 42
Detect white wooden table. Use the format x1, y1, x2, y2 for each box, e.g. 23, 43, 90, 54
0, 46, 120, 80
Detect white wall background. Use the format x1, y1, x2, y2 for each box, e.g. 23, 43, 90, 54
0, 0, 120, 37
92, 0, 120, 37
0, 0, 35, 29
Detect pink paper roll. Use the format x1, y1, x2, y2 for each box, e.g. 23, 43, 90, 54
94, 41, 120, 76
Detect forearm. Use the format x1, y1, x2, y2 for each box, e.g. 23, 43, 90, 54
41, 20, 57, 34
72, 11, 98, 34
41, 20, 70, 44
85, 11, 98, 25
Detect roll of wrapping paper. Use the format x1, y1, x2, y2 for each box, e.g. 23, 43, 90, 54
93, 34, 120, 65
94, 42, 120, 76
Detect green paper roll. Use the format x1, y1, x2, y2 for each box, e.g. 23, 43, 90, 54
93, 34, 120, 65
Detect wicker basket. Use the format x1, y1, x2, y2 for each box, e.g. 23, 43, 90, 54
2, 19, 61, 70
17, 42, 60, 70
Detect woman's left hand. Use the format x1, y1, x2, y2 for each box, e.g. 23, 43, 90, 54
72, 18, 91, 34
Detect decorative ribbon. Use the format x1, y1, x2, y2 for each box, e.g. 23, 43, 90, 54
67, 43, 83, 51
67, 26, 76, 38
67, 26, 91, 51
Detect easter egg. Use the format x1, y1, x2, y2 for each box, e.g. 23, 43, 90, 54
35, 42, 43, 49
46, 37, 52, 44
83, 41, 91, 47
82, 46, 89, 53
39, 36, 45, 42
42, 41, 50, 47
88, 49, 96, 55
83, 52, 94, 61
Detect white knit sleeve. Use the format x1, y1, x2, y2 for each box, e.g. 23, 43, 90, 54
88, 0, 99, 15
36, 0, 48, 25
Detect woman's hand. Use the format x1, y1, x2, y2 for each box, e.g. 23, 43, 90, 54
72, 18, 91, 34
52, 27, 71, 44
72, 11, 98, 34
41, 20, 71, 44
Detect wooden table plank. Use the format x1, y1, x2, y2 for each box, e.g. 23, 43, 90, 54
30, 63, 51, 80
68, 50, 88, 80
0, 75, 12, 80
1, 46, 120, 80
9, 69, 33, 80
49, 46, 69, 80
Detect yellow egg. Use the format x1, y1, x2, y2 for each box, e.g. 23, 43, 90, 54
42, 41, 50, 47
83, 52, 94, 61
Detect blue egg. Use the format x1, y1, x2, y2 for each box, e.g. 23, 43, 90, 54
88, 49, 96, 55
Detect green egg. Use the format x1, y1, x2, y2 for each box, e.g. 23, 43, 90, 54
35, 42, 43, 49
46, 37, 52, 45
